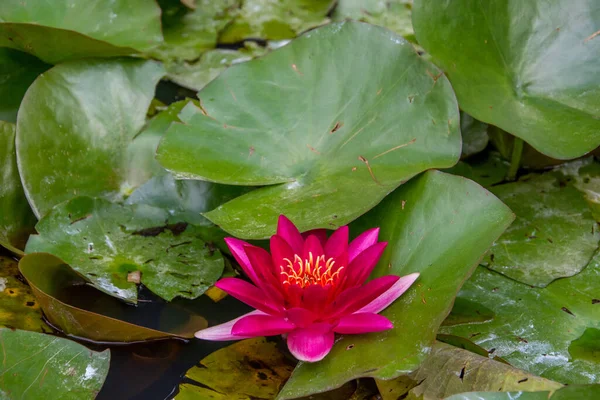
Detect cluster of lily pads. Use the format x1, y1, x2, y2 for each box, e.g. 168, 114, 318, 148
0, 0, 599, 399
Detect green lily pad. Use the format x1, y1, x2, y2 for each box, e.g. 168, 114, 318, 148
124, 100, 255, 227
0, 256, 50, 333
441, 249, 600, 384
376, 342, 562, 400
277, 170, 514, 399
445, 385, 600, 400
176, 337, 363, 400
483, 172, 599, 287
165, 44, 268, 91
0, 48, 49, 123
333, 0, 415, 43
412, 0, 600, 159
125, 174, 253, 227
176, 337, 295, 399
554, 157, 600, 222
461, 112, 489, 158
153, 0, 239, 61
0, 0, 163, 63
446, 393, 550, 400
444, 151, 509, 188
25, 197, 224, 303
16, 58, 165, 218
19, 253, 207, 342
0, 328, 110, 399
488, 128, 565, 170
436, 334, 509, 364
218, 0, 332, 43
157, 21, 461, 239
0, 121, 36, 253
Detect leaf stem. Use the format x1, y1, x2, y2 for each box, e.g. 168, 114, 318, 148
507, 137, 523, 181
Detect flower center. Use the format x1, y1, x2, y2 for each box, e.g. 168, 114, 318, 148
279, 252, 343, 288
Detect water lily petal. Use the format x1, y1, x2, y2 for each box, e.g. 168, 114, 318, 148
347, 227, 380, 262
328, 275, 399, 318
224, 237, 260, 284
215, 278, 282, 315
244, 246, 285, 303
345, 241, 388, 287
303, 234, 325, 260
302, 229, 328, 246
333, 312, 393, 334
287, 324, 335, 362
232, 314, 296, 337
324, 225, 349, 258
271, 234, 295, 274
195, 310, 265, 341
358, 273, 420, 314
301, 284, 331, 313
286, 307, 317, 328
277, 215, 304, 254
284, 283, 303, 308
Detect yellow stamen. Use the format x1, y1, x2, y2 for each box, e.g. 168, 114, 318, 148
279, 252, 344, 288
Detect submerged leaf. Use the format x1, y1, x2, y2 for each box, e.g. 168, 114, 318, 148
278, 170, 514, 398
176, 337, 295, 399
0, 328, 110, 399
0, 256, 50, 332
158, 21, 461, 238
25, 197, 224, 303
19, 252, 207, 342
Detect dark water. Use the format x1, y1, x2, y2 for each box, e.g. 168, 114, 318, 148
57, 283, 251, 400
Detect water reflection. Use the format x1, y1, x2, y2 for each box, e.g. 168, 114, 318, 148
61, 284, 251, 400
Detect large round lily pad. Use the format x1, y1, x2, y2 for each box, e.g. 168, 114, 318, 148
413, 0, 600, 159
0, 328, 110, 399
157, 21, 461, 239
277, 170, 514, 399
25, 197, 224, 303
441, 249, 600, 384
16, 58, 165, 218
483, 172, 600, 287
0, 121, 37, 253
376, 342, 562, 400
445, 385, 600, 400
0, 0, 163, 63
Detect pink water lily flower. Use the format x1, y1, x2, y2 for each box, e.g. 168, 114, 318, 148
195, 216, 419, 362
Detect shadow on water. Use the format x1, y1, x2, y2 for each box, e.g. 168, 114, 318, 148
57, 283, 251, 400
